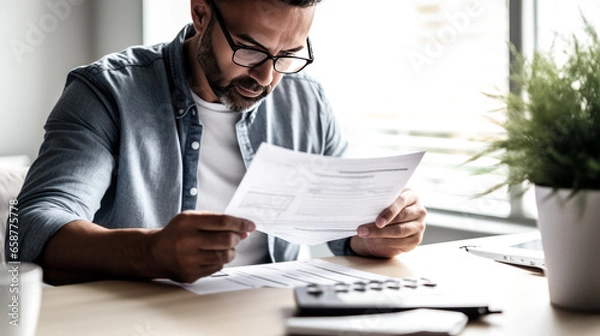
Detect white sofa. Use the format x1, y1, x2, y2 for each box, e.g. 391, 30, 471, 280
0, 166, 29, 262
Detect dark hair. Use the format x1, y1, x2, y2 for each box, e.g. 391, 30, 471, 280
215, 0, 322, 8
277, 0, 322, 7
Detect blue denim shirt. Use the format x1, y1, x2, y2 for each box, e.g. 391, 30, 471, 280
9, 24, 352, 263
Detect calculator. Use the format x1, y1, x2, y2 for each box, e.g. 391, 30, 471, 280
294, 278, 501, 320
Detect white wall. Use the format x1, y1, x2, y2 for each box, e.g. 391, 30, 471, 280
143, 0, 190, 45
92, 0, 144, 58
0, 0, 142, 161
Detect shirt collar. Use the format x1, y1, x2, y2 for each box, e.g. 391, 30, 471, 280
166, 23, 260, 122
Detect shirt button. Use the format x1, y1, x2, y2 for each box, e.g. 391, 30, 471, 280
189, 187, 198, 196
178, 108, 184, 115
191, 141, 200, 150
192, 111, 197, 116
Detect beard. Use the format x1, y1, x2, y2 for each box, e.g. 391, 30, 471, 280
196, 22, 272, 112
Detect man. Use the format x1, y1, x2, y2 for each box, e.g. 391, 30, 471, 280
9, 0, 426, 285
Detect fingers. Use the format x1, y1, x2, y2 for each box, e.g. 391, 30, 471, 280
352, 189, 427, 258
376, 189, 419, 228
179, 210, 256, 233
194, 231, 242, 250
358, 219, 424, 240
168, 239, 238, 283
174, 231, 242, 252
352, 222, 425, 258
188, 249, 237, 266
150, 212, 256, 283
364, 202, 426, 239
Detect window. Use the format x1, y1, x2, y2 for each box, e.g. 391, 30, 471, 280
309, 0, 511, 218
536, 0, 600, 52
143, 0, 598, 223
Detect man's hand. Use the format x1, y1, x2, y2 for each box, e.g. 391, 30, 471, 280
349, 189, 426, 258
148, 211, 256, 283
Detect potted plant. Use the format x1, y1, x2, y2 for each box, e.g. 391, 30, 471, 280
474, 17, 600, 311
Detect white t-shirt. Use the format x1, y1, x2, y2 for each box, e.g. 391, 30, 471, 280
191, 92, 269, 267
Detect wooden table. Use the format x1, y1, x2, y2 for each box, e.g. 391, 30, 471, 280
36, 234, 600, 335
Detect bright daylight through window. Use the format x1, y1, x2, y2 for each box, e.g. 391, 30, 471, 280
310, 0, 510, 219
143, 0, 600, 222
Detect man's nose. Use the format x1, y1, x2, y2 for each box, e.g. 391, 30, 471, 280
249, 60, 275, 86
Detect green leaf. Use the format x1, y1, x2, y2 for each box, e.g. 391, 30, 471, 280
472, 16, 600, 195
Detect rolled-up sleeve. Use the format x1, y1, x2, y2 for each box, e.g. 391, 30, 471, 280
8, 74, 119, 262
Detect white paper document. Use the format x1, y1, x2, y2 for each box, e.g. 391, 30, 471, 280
173, 259, 394, 296
225, 143, 424, 245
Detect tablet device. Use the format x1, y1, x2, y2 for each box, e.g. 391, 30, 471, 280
462, 231, 546, 271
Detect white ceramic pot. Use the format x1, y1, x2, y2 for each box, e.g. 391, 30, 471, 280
535, 185, 600, 311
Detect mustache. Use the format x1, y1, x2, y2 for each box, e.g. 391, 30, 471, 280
230, 76, 271, 94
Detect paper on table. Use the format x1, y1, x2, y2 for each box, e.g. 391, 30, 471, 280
169, 259, 394, 296
225, 143, 424, 245
286, 309, 468, 336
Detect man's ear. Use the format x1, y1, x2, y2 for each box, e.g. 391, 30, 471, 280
190, 0, 212, 35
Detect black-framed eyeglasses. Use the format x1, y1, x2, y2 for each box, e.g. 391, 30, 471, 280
210, 2, 314, 74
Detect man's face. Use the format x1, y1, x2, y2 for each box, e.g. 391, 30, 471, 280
193, 0, 315, 112
197, 20, 271, 112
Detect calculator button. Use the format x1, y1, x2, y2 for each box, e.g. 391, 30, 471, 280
384, 280, 401, 289
368, 281, 383, 290
402, 282, 418, 289
307, 287, 323, 295
352, 282, 367, 292
334, 283, 349, 293
421, 279, 438, 287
